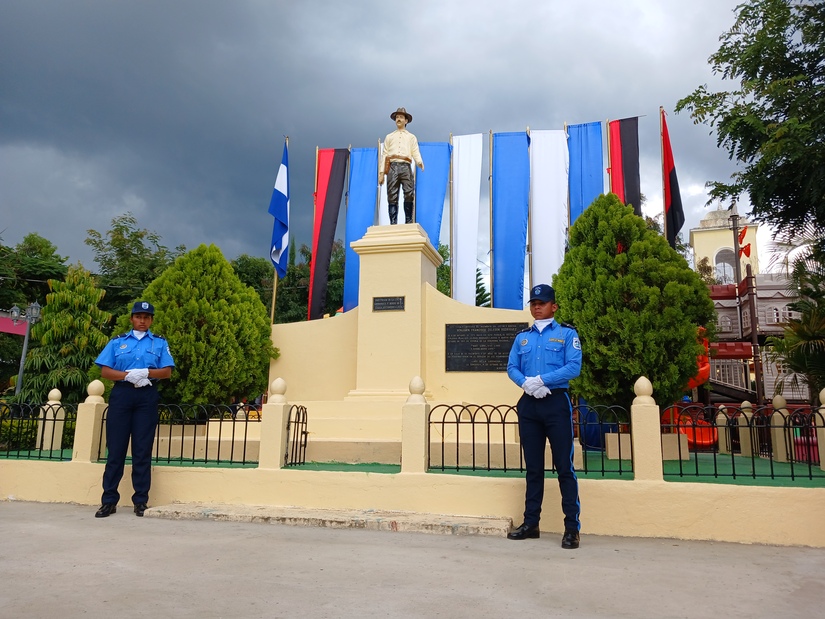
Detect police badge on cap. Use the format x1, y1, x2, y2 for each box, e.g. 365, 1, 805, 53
528, 284, 555, 303
131, 301, 155, 315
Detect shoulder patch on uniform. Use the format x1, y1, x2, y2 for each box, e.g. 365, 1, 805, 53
573, 337, 581, 350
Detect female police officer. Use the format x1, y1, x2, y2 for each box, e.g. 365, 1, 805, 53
506, 284, 582, 549
94, 301, 175, 518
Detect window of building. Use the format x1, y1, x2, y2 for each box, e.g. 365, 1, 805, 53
715, 248, 736, 284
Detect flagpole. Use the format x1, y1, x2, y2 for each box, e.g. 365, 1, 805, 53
605, 118, 612, 196
660, 107, 667, 242
309, 145, 319, 321
448, 132, 454, 298
564, 122, 571, 250
526, 125, 533, 290
375, 139, 381, 223
270, 135, 288, 325
488, 129, 494, 308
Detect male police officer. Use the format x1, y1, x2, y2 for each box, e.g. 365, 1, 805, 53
506, 284, 582, 548
379, 107, 424, 224
94, 301, 174, 518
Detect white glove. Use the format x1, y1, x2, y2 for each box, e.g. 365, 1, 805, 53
522, 376, 544, 396
134, 377, 152, 388
124, 368, 149, 384
533, 386, 551, 399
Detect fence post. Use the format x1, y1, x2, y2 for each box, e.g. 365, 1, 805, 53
738, 400, 754, 457
401, 376, 429, 473
817, 388, 825, 473
37, 389, 65, 452
716, 406, 730, 455
259, 378, 290, 470
770, 394, 789, 463
72, 381, 107, 463
630, 376, 663, 481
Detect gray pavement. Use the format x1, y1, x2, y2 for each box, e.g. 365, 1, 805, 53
1, 500, 823, 619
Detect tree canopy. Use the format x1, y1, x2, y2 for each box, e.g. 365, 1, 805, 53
117, 244, 278, 404
554, 194, 716, 410
85, 212, 185, 318
17, 264, 111, 403
676, 0, 825, 240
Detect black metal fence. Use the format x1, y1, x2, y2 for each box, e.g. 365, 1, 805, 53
98, 403, 261, 466
284, 404, 308, 467
660, 403, 824, 482
0, 401, 77, 461
427, 402, 633, 476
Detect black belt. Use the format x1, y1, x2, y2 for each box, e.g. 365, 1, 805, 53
389, 160, 410, 165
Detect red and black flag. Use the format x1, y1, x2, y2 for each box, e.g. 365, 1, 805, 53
608, 117, 641, 216
308, 148, 349, 321
661, 109, 685, 248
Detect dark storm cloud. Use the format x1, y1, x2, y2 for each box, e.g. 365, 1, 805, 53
1, 0, 743, 270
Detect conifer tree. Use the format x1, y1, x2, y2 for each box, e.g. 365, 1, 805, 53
554, 194, 716, 410
119, 244, 278, 404
17, 264, 111, 403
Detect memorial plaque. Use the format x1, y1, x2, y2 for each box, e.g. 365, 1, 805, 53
445, 322, 528, 372
372, 296, 405, 312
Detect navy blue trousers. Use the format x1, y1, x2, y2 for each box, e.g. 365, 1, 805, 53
101, 382, 159, 505
517, 391, 580, 532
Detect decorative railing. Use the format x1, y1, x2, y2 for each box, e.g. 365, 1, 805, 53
0, 401, 77, 461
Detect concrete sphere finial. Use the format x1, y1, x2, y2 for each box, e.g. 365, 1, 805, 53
772, 394, 787, 410
85, 380, 105, 404
47, 389, 62, 403
269, 377, 287, 404
407, 376, 427, 404
819, 388, 825, 408
632, 376, 655, 405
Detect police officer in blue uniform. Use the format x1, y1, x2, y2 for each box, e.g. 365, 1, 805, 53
94, 301, 175, 518
506, 284, 582, 549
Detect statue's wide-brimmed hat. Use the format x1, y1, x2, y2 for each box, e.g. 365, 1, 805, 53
390, 107, 412, 123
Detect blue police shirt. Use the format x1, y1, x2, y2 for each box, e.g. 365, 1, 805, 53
95, 331, 175, 372
507, 320, 582, 389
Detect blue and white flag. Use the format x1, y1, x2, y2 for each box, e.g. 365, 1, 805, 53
268, 141, 290, 278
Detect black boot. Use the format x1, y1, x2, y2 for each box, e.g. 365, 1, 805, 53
388, 203, 398, 225
404, 201, 414, 224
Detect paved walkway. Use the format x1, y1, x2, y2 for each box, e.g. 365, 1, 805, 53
1, 500, 823, 618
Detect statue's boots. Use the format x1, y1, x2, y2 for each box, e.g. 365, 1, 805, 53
404, 201, 414, 224
388, 203, 398, 225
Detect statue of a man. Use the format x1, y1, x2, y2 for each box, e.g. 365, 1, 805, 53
379, 107, 424, 224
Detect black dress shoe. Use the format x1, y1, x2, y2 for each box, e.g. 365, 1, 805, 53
134, 503, 148, 517
561, 530, 580, 549
95, 503, 117, 518
507, 523, 540, 540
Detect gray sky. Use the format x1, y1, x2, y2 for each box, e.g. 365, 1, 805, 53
1, 0, 749, 271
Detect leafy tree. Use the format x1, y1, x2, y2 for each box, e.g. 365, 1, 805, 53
324, 240, 346, 316
0, 233, 68, 305
436, 243, 450, 296
116, 244, 277, 404
232, 254, 274, 316
765, 222, 825, 400
676, 0, 825, 240
272, 241, 346, 323
16, 265, 111, 403
475, 269, 490, 307
553, 194, 717, 411
274, 242, 310, 324
696, 257, 720, 285
85, 212, 185, 318
0, 233, 68, 391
